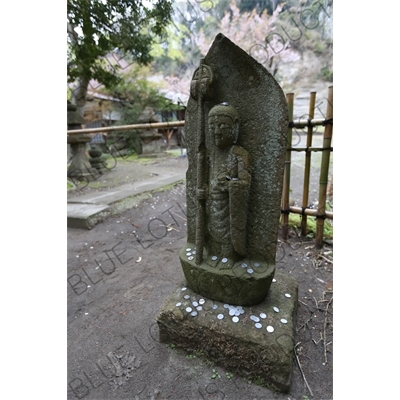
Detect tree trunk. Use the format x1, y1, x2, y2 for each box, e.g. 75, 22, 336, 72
68, 22, 89, 118
71, 76, 89, 118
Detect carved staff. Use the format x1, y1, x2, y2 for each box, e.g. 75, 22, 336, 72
190, 58, 213, 264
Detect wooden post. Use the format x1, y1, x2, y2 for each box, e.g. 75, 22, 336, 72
315, 86, 333, 248
165, 129, 173, 149
281, 93, 294, 240
301, 92, 316, 236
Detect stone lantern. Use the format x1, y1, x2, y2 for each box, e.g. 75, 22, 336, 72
67, 103, 97, 178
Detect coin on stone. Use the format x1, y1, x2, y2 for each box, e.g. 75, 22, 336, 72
267, 326, 274, 333
212, 304, 218, 310
255, 323, 262, 329
254, 263, 260, 267
181, 287, 187, 291
186, 252, 192, 256
280, 318, 288, 324
247, 268, 254, 274
241, 263, 248, 268
259, 313, 267, 319
196, 306, 203, 311
217, 314, 224, 320
285, 293, 291, 298
184, 295, 190, 299
188, 256, 194, 261
191, 311, 198, 317
186, 307, 192, 313
192, 301, 199, 307
273, 307, 280, 313
199, 299, 205, 305
186, 248, 191, 251
232, 316, 239, 323
176, 302, 182, 307
222, 257, 228, 263
211, 256, 218, 261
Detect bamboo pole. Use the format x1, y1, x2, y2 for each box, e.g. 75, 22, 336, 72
288, 147, 332, 152
291, 118, 326, 128
315, 86, 333, 248
67, 120, 185, 135
67, 118, 326, 136
281, 93, 294, 240
301, 92, 316, 236
289, 206, 333, 220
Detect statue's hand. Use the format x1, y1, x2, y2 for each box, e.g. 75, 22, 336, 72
228, 178, 248, 191
214, 173, 229, 191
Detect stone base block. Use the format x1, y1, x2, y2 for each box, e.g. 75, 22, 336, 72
156, 270, 298, 393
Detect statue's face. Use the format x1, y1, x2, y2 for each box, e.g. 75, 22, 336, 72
208, 114, 235, 148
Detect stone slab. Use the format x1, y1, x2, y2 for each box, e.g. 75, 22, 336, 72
156, 270, 298, 393
184, 34, 288, 265
67, 203, 110, 229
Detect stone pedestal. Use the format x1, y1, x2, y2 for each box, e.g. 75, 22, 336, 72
157, 270, 298, 393
180, 244, 275, 306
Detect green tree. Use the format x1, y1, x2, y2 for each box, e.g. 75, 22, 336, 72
103, 64, 177, 125
67, 0, 174, 116
100, 64, 183, 155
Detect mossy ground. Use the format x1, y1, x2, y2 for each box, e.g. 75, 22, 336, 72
286, 212, 333, 240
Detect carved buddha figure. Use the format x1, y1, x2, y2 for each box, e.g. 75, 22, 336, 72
202, 103, 251, 266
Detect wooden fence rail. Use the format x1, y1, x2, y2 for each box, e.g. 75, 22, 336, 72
67, 87, 333, 247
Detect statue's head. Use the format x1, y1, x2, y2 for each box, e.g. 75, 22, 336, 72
208, 103, 239, 148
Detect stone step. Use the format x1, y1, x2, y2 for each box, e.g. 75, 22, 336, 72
67, 172, 186, 230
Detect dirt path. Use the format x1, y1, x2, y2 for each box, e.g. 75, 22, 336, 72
67, 154, 333, 399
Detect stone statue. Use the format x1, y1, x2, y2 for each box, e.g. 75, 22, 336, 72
179, 33, 289, 306
198, 103, 251, 268
157, 35, 298, 392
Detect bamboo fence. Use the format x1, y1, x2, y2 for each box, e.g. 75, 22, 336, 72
280, 86, 333, 248
68, 87, 333, 247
